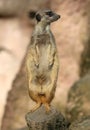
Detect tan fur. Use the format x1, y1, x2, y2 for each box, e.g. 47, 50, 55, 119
26, 9, 60, 112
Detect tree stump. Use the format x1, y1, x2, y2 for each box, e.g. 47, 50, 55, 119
25, 105, 67, 130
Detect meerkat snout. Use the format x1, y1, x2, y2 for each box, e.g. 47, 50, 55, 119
35, 9, 61, 23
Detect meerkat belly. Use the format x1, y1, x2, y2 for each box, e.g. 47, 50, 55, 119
40, 51, 49, 69
32, 44, 52, 87
38, 44, 50, 70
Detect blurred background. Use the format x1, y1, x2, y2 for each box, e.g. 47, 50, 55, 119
0, 0, 90, 130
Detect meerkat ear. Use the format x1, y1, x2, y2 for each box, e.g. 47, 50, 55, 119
36, 14, 41, 22
28, 11, 36, 19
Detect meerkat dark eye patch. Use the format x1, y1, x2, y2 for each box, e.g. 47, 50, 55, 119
46, 11, 53, 17
36, 14, 41, 22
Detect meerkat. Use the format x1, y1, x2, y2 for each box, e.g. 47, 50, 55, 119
26, 9, 60, 112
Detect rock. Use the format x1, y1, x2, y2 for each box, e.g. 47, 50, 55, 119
1, 62, 34, 130
80, 0, 90, 77
0, 0, 50, 16
66, 75, 90, 122
0, 16, 33, 128
0, 0, 50, 128
69, 116, 90, 130
51, 0, 89, 109
25, 105, 67, 130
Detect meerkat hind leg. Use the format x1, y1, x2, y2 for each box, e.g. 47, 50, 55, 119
30, 102, 42, 112
44, 103, 51, 113
41, 96, 51, 113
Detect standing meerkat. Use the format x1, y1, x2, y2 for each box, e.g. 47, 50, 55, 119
26, 9, 60, 112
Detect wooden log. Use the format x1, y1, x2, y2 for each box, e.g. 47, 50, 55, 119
25, 105, 67, 130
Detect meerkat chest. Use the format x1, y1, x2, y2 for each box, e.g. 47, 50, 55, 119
38, 43, 50, 66
36, 34, 52, 65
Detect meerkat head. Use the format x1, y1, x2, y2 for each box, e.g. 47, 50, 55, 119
35, 9, 60, 24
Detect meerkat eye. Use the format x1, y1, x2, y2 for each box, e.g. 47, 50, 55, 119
36, 14, 41, 22
46, 11, 53, 17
